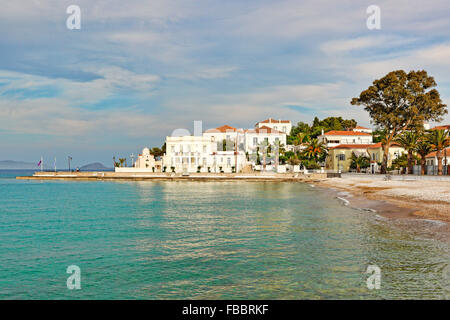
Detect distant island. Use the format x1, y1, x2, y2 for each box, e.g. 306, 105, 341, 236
79, 162, 113, 171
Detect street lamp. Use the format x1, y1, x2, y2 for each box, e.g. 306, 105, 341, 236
335, 154, 341, 173
68, 156, 72, 172
130, 153, 135, 167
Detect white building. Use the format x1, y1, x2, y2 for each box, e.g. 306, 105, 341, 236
351, 126, 372, 134
244, 126, 286, 153
115, 147, 162, 173
203, 125, 246, 152
163, 134, 248, 173
425, 147, 450, 166
255, 118, 292, 134
135, 147, 156, 169
163, 135, 215, 173
318, 130, 373, 148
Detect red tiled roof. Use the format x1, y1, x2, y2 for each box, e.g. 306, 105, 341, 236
330, 142, 401, 150
323, 130, 371, 136
354, 125, 370, 129
431, 125, 450, 130
425, 147, 450, 158
255, 118, 291, 126
205, 125, 238, 133
246, 126, 283, 134
329, 144, 375, 150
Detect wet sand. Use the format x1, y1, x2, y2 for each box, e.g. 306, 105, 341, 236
316, 176, 450, 220
314, 176, 450, 241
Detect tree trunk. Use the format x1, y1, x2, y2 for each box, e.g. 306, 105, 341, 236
357, 165, 360, 173
381, 145, 389, 174
407, 150, 413, 174
437, 150, 443, 176
420, 158, 426, 175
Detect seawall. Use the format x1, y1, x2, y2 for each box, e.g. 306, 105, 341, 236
16, 171, 331, 182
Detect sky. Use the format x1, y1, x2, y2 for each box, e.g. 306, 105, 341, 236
1, 0, 450, 167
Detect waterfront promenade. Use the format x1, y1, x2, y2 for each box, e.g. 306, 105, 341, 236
16, 171, 331, 182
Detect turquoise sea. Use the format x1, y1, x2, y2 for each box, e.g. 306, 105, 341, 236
0, 170, 449, 299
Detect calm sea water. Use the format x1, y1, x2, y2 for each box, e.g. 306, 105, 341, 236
0, 170, 449, 299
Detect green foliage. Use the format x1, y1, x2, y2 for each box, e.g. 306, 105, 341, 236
288, 154, 301, 165
351, 69, 447, 173
391, 154, 408, 170
150, 147, 164, 158
395, 131, 420, 173
427, 129, 450, 175
350, 152, 370, 172
219, 139, 235, 151
301, 138, 327, 161
301, 159, 320, 169
287, 117, 357, 143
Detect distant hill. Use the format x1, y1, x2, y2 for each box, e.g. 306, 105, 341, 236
79, 162, 112, 171
0, 160, 50, 169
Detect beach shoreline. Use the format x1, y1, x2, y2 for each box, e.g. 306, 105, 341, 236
314, 175, 450, 223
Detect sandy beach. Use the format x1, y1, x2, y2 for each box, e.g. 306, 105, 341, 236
316, 175, 450, 223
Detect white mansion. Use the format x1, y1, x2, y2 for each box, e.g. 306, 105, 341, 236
127, 118, 290, 173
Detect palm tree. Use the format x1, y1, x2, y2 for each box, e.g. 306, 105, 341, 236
302, 138, 327, 161
292, 132, 309, 152
414, 136, 432, 175
395, 131, 419, 174
350, 152, 369, 173
428, 129, 450, 175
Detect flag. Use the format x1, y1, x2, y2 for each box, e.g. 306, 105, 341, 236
37, 160, 42, 167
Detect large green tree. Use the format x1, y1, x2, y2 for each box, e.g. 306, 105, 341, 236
351, 70, 447, 173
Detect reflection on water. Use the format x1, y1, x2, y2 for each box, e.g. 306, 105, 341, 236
0, 179, 449, 299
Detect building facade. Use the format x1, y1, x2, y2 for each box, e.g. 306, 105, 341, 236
255, 118, 292, 134
318, 130, 373, 148
326, 142, 405, 173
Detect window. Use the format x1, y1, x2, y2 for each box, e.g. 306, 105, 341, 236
202, 158, 207, 166
274, 126, 278, 130
372, 153, 376, 161
337, 154, 345, 161
203, 145, 207, 153
253, 137, 258, 145
171, 146, 175, 152
264, 137, 268, 144
282, 126, 286, 132
227, 158, 231, 165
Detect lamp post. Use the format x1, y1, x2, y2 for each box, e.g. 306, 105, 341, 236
336, 154, 341, 173
68, 156, 72, 172
130, 153, 135, 167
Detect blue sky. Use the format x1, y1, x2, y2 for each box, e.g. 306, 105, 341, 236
1, 0, 450, 167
